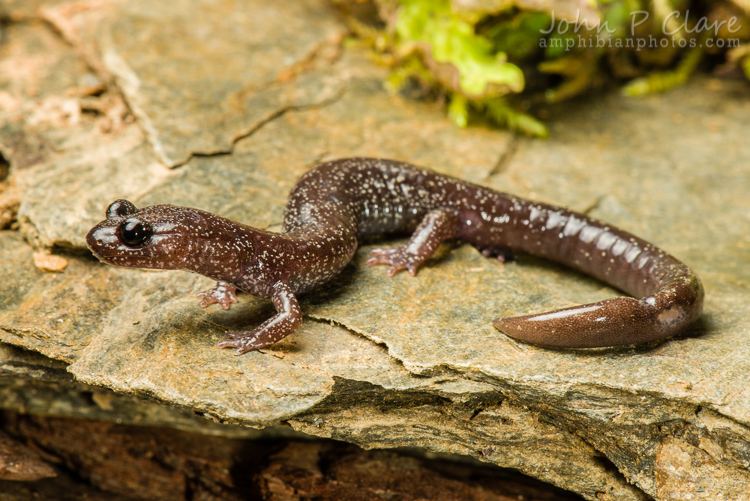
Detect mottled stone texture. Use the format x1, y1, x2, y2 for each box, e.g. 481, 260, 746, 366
1, 1, 749, 500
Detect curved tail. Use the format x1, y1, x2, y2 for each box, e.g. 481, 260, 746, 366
494, 268, 704, 348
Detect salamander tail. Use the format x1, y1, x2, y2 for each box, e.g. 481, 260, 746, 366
494, 276, 703, 348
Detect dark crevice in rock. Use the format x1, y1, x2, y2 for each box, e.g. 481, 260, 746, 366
180, 85, 347, 169
49, 242, 101, 259
0, 151, 10, 181
302, 377, 460, 416
0, 16, 11, 47
489, 135, 520, 177
581, 194, 606, 216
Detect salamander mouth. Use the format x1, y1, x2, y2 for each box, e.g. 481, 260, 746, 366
88, 246, 106, 261
86, 224, 119, 262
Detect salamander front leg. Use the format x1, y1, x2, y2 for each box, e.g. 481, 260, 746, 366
367, 208, 461, 276
197, 281, 238, 310
218, 282, 302, 355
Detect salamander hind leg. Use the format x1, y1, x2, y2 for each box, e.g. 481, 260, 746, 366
477, 245, 516, 263
367, 208, 460, 276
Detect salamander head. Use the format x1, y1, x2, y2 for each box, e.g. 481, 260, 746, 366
86, 199, 211, 271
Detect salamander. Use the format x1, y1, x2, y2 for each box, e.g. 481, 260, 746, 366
86, 157, 704, 354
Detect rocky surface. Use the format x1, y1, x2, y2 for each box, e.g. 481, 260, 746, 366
1, 1, 749, 500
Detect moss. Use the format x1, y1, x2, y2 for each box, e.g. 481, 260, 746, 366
340, 0, 750, 135
395, 0, 525, 97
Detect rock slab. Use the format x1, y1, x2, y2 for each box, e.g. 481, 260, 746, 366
1, 1, 749, 500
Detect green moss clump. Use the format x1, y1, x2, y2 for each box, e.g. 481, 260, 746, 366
338, 0, 750, 136
395, 0, 525, 97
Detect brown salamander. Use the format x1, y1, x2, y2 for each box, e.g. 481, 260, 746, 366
86, 158, 704, 354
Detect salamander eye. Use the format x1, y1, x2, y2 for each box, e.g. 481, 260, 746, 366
117, 218, 152, 247
107, 200, 137, 219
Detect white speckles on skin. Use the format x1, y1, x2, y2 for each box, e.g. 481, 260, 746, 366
579, 225, 604, 244
636, 255, 651, 270
624, 246, 641, 263
595, 231, 618, 252
529, 206, 543, 223
545, 211, 566, 230
610, 239, 629, 257
563, 215, 586, 237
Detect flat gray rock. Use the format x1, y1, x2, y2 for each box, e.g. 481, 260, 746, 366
47, 0, 347, 167
1, 1, 749, 500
